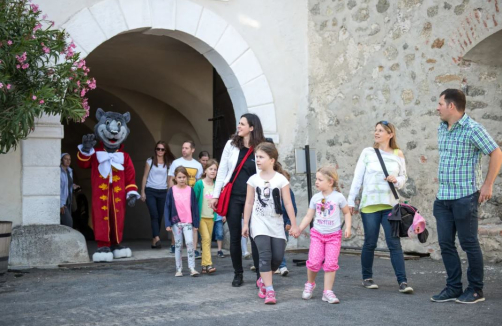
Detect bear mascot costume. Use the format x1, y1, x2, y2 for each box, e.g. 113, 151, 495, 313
77, 108, 140, 262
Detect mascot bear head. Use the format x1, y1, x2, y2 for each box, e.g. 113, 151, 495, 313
94, 108, 131, 151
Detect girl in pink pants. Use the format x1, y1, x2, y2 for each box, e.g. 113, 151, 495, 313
293, 166, 352, 304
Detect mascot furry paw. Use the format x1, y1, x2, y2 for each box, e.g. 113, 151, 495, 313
77, 108, 140, 262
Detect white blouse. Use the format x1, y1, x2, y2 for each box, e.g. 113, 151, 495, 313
347, 147, 407, 210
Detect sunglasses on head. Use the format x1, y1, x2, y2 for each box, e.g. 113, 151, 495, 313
156, 148, 165, 152
379, 120, 389, 126
321, 198, 326, 212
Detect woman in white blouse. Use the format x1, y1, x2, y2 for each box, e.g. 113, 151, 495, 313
141, 141, 175, 249
348, 121, 413, 294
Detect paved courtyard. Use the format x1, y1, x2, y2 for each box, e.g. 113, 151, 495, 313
0, 252, 501, 326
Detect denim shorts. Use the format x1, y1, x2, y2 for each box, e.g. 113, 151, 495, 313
214, 220, 224, 241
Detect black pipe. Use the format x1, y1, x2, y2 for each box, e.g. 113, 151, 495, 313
305, 145, 314, 228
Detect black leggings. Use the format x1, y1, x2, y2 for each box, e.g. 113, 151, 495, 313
227, 194, 260, 276
253, 235, 286, 273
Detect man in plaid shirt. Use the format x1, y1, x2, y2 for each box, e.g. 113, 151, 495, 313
431, 89, 502, 304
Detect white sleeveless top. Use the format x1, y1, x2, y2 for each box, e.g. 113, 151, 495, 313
146, 158, 168, 190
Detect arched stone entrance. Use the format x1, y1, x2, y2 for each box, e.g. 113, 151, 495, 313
61, 0, 279, 142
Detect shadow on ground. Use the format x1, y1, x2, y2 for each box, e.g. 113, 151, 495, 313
0, 253, 501, 326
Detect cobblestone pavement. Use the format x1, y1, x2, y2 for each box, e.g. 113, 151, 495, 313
0, 253, 501, 326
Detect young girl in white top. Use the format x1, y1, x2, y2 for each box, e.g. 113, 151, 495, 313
294, 166, 352, 304
242, 142, 298, 305
140, 141, 175, 249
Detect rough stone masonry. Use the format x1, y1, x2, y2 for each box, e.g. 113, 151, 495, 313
296, 0, 502, 262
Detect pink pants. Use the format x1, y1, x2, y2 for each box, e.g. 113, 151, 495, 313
306, 228, 342, 272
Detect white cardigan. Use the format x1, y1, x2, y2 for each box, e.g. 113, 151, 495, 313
347, 147, 407, 210
212, 140, 259, 198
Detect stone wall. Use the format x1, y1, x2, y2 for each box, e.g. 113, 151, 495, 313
306, 0, 502, 261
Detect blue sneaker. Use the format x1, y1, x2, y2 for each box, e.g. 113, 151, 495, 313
456, 288, 485, 304
195, 250, 202, 259
431, 287, 462, 302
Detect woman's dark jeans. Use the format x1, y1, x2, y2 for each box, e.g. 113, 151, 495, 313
145, 187, 167, 238
226, 194, 260, 277
361, 209, 407, 284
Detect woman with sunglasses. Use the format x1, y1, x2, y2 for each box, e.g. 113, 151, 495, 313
141, 141, 175, 248
347, 121, 413, 293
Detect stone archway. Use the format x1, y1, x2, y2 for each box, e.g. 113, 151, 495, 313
447, 2, 502, 64
61, 0, 279, 142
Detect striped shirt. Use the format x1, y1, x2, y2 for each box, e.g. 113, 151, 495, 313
437, 114, 498, 200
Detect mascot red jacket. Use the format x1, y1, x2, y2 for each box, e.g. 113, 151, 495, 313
77, 108, 140, 262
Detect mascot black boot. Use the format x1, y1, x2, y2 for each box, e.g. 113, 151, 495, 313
77, 108, 139, 262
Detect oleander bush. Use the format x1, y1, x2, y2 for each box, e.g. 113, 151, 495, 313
0, 0, 95, 153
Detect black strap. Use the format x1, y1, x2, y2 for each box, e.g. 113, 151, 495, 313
374, 148, 399, 200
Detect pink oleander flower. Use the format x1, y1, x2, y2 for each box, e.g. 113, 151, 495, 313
43, 46, 50, 54
33, 23, 42, 32
22, 63, 29, 69
32, 95, 37, 100
6, 84, 11, 90
39, 100, 44, 104
7, 40, 13, 45
80, 88, 87, 97
0, 83, 3, 89
42, 14, 48, 20
16, 52, 27, 64
16, 64, 21, 69
30, 4, 39, 13
87, 79, 97, 90
77, 81, 80, 87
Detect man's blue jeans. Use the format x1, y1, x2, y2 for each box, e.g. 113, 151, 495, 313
434, 191, 483, 291
361, 209, 407, 284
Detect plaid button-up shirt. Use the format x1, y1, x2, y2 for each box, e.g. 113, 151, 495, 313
437, 114, 498, 200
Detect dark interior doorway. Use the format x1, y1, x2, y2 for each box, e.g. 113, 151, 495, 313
212, 68, 236, 161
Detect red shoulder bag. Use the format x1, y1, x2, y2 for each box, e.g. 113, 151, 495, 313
215, 147, 254, 216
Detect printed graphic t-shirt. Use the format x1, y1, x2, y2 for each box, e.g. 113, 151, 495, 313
201, 182, 215, 218
172, 185, 192, 224
168, 157, 203, 187
247, 172, 289, 240
309, 190, 347, 234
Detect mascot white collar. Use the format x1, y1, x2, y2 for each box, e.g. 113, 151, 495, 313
96, 151, 124, 182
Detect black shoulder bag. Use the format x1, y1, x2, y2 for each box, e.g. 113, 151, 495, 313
374, 148, 416, 239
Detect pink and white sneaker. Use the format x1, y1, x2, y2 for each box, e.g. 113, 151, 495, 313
302, 282, 316, 300
256, 277, 266, 299
264, 290, 277, 304
322, 290, 340, 304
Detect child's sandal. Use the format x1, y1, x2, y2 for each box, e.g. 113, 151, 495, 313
206, 266, 216, 274
201, 266, 208, 274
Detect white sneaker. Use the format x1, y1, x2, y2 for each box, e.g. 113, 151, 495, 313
280, 267, 289, 276
190, 268, 200, 277
243, 252, 251, 259
302, 282, 316, 300
250, 265, 256, 271
322, 290, 340, 304
175, 269, 183, 277
274, 269, 281, 274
